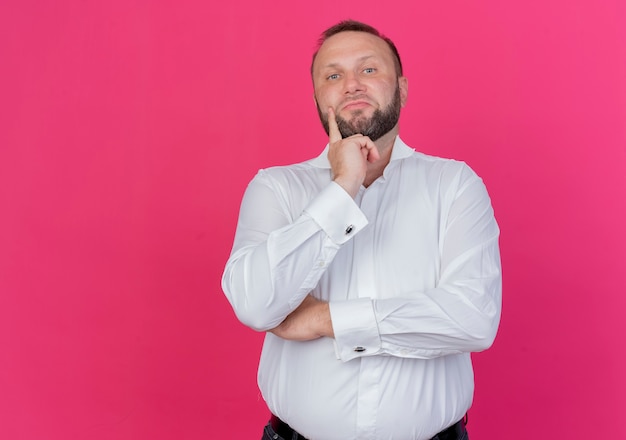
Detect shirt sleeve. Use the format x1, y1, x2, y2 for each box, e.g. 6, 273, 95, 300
221, 171, 368, 331
330, 165, 502, 361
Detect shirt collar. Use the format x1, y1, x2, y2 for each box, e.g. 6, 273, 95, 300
307, 136, 414, 169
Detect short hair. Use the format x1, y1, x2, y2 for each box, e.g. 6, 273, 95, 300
311, 20, 403, 77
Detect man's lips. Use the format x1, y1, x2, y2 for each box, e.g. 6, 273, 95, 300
341, 100, 371, 111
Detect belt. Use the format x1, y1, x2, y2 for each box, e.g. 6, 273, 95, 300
269, 415, 467, 440
270, 414, 308, 439
431, 416, 467, 440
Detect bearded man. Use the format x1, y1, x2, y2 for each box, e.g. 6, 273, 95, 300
222, 20, 502, 440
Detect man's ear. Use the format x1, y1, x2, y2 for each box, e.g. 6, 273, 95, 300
399, 76, 408, 107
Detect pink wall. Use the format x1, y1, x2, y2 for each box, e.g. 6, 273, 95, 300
1, 1, 625, 438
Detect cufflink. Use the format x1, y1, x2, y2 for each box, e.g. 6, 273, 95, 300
345, 225, 354, 234
354, 346, 366, 352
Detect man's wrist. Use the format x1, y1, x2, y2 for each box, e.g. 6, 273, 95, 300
317, 302, 335, 338
333, 176, 360, 198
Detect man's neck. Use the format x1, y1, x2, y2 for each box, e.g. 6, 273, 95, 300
364, 129, 398, 187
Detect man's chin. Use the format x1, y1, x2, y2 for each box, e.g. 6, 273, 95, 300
338, 117, 373, 137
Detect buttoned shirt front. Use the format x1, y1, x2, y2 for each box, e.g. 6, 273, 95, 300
222, 137, 502, 440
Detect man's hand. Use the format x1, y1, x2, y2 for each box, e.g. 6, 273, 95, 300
269, 295, 334, 341
327, 107, 380, 198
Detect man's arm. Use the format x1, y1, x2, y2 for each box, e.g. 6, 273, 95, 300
269, 295, 334, 340
332, 166, 501, 361
221, 177, 366, 332
266, 108, 377, 340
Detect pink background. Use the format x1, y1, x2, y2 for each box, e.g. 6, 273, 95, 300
1, 0, 625, 438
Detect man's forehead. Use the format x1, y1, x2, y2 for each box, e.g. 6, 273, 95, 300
314, 32, 393, 69
320, 55, 376, 69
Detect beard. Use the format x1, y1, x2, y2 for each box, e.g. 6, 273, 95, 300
317, 83, 402, 142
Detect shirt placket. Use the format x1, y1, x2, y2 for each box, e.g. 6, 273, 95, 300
353, 184, 383, 439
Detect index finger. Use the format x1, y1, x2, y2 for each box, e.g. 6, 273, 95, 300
327, 107, 342, 143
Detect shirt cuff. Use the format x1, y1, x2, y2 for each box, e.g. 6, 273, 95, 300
304, 182, 368, 245
329, 298, 381, 362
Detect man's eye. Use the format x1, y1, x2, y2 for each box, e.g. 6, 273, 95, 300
327, 74, 340, 80
363, 68, 376, 74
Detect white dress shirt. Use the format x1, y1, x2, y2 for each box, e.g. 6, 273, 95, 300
222, 137, 501, 440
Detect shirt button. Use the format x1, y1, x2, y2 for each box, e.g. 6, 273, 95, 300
354, 346, 366, 352
345, 225, 354, 234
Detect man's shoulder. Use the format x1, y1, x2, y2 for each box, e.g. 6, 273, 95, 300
258, 158, 320, 175
397, 144, 482, 191
248, 154, 328, 192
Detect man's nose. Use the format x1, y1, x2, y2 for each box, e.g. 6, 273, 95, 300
343, 73, 365, 94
